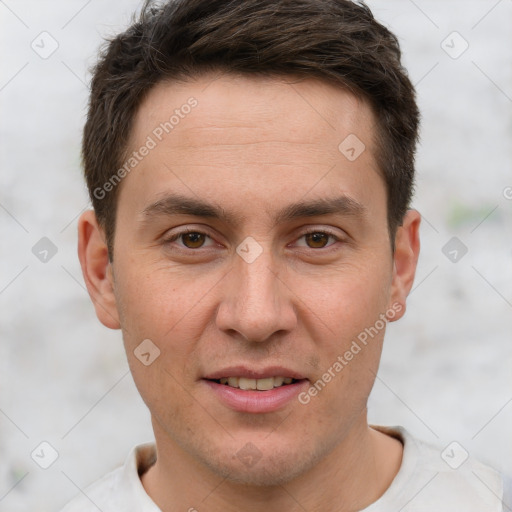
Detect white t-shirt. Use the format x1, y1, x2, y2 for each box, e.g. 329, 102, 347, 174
60, 425, 509, 511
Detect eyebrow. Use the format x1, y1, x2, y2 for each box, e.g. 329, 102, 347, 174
140, 193, 367, 227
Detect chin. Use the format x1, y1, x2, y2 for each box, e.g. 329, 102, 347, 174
198, 440, 324, 487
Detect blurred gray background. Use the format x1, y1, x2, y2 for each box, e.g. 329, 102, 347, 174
1, 1, 511, 510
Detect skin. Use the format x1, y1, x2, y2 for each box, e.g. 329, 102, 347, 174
78, 73, 420, 511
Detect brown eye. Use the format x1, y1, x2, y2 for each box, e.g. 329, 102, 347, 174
304, 232, 330, 248
181, 232, 206, 248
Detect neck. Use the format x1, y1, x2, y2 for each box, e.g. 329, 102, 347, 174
142, 414, 403, 512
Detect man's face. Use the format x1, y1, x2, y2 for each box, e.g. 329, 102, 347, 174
90, 74, 411, 484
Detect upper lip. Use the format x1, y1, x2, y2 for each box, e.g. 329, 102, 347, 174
203, 366, 307, 381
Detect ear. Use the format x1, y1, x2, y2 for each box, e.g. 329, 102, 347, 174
77, 210, 120, 329
387, 209, 421, 322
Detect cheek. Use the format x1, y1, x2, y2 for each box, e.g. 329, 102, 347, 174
293, 258, 392, 339
128, 352, 206, 444
112, 261, 217, 395
290, 258, 390, 408
113, 259, 214, 347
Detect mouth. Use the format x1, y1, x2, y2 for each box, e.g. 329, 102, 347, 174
202, 368, 309, 413
208, 376, 301, 391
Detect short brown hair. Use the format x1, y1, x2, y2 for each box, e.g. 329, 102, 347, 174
83, 0, 420, 260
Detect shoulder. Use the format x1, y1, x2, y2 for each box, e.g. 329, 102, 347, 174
368, 425, 506, 511
59, 443, 159, 512
59, 466, 123, 512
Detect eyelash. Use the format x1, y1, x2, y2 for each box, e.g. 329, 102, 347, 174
292, 228, 342, 249
163, 227, 343, 251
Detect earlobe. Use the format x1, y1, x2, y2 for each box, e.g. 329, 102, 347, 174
77, 210, 121, 329
388, 209, 421, 322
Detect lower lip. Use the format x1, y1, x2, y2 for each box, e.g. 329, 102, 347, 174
203, 379, 309, 413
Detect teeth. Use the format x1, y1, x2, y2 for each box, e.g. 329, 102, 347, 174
217, 376, 295, 390
238, 377, 257, 390
273, 376, 284, 386
256, 377, 274, 390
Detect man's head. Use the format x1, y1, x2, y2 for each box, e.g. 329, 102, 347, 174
83, 0, 419, 260
78, 0, 421, 495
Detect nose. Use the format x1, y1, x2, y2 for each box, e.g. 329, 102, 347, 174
215, 247, 297, 343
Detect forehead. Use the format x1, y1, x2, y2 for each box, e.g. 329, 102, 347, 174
120, 73, 384, 224
131, 72, 375, 148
